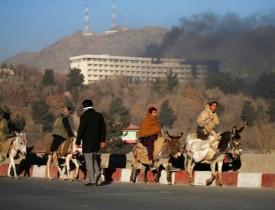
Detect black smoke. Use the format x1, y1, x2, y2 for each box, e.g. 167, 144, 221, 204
144, 12, 275, 58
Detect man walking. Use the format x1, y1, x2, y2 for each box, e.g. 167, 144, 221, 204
76, 99, 106, 186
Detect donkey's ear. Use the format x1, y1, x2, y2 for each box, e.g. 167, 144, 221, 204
15, 131, 19, 136
232, 126, 237, 135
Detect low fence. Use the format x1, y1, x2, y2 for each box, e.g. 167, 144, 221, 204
1, 151, 275, 188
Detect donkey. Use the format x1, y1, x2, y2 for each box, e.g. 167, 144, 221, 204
130, 131, 183, 185
185, 124, 244, 186
46, 137, 82, 181
0, 132, 27, 179
153, 131, 183, 184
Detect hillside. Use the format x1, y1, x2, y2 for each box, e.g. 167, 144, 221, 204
4, 25, 275, 81
5, 27, 169, 72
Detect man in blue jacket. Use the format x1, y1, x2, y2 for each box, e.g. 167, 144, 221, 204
76, 99, 106, 186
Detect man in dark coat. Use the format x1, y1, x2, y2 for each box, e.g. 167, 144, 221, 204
76, 99, 106, 186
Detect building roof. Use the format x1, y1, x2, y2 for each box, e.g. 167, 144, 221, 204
122, 124, 140, 131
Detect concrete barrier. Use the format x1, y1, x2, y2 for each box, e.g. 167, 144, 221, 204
1, 152, 275, 188
1, 164, 275, 188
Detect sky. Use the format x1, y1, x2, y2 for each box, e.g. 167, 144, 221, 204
0, 0, 275, 62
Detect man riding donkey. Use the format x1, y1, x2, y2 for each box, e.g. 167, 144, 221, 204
186, 99, 233, 164
0, 106, 15, 163
46, 105, 75, 166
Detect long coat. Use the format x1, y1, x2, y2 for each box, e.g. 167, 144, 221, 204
76, 108, 106, 153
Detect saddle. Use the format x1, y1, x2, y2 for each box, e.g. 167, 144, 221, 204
132, 136, 165, 165
45, 137, 74, 156
0, 138, 15, 158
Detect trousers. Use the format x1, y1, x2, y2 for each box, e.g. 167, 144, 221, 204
84, 152, 100, 184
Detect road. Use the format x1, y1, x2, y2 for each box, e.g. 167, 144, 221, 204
0, 176, 275, 210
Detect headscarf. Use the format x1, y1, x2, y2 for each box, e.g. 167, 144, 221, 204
139, 110, 161, 138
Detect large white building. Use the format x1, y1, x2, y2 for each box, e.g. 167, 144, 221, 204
70, 54, 215, 84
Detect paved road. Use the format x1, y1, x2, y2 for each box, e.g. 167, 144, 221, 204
0, 176, 275, 210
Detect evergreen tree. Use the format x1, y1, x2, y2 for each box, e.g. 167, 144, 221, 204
10, 113, 26, 132
256, 72, 275, 99
66, 68, 84, 92
241, 100, 257, 126
42, 69, 55, 86
149, 77, 164, 94
107, 97, 131, 140
206, 71, 245, 94
165, 70, 179, 92
31, 99, 55, 132
267, 100, 275, 123
158, 100, 176, 128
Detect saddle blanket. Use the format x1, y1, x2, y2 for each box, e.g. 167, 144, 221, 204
0, 138, 15, 158
45, 138, 73, 156
133, 136, 165, 164
185, 134, 215, 163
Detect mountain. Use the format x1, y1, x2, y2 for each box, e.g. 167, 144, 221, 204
5, 26, 169, 72
5, 25, 275, 81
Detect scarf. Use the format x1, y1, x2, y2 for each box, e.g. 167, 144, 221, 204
139, 112, 161, 138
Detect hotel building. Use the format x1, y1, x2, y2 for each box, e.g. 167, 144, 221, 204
70, 54, 218, 84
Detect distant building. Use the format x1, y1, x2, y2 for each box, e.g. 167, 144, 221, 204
105, 25, 128, 34
121, 124, 140, 144
0, 67, 15, 81
70, 54, 218, 84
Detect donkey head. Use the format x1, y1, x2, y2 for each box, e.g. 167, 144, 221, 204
230, 123, 245, 158
165, 131, 183, 158
15, 131, 27, 156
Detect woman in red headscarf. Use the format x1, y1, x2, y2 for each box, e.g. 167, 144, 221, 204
139, 106, 161, 169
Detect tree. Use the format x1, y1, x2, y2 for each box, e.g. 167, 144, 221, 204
106, 97, 131, 140
256, 72, 275, 99
267, 100, 275, 123
10, 113, 26, 132
42, 69, 55, 86
241, 100, 257, 126
206, 71, 245, 94
66, 68, 84, 92
158, 100, 176, 128
31, 99, 55, 132
165, 70, 179, 92
149, 77, 164, 94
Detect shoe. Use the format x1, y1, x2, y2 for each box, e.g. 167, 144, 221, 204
96, 173, 102, 186
84, 183, 95, 186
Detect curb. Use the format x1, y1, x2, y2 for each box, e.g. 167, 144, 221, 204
1, 164, 275, 188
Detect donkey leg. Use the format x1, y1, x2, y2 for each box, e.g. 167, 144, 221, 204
10, 156, 18, 179
7, 162, 11, 178
46, 154, 53, 180
65, 154, 72, 181
57, 165, 65, 180
206, 162, 216, 186
187, 158, 195, 186
141, 166, 148, 183
69, 156, 80, 181
130, 162, 138, 183
71, 158, 79, 180
154, 164, 160, 184
165, 163, 172, 185
217, 160, 224, 186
